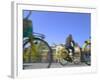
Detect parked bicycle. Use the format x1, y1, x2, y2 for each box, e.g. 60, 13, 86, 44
23, 11, 53, 68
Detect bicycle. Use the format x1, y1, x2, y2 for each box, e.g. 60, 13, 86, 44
55, 43, 81, 66
23, 11, 53, 68
57, 39, 91, 66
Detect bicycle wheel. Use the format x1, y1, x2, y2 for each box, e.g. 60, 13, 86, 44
23, 37, 53, 69
58, 48, 72, 66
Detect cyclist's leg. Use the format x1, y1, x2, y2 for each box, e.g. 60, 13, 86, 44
68, 46, 74, 56
65, 46, 70, 53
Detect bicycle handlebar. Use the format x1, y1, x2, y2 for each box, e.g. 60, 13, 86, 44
33, 32, 45, 39
25, 11, 32, 20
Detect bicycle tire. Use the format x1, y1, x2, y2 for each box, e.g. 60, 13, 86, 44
23, 37, 53, 69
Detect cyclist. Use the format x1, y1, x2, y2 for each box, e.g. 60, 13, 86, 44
65, 34, 75, 56
82, 39, 91, 65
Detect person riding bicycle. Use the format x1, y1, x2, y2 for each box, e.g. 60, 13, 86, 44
65, 34, 75, 56
82, 38, 91, 65
82, 39, 91, 53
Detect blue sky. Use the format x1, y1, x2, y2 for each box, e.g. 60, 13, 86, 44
23, 10, 91, 46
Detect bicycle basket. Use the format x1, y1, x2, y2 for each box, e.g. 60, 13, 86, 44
23, 19, 33, 37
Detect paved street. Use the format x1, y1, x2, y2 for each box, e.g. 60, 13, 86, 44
23, 62, 89, 70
